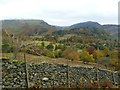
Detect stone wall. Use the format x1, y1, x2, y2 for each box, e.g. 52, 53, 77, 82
2, 59, 119, 88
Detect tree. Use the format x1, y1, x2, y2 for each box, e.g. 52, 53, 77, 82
103, 47, 110, 57
87, 46, 96, 55
63, 48, 80, 60
109, 50, 118, 70
2, 31, 22, 59
93, 49, 103, 61
26, 44, 44, 56
109, 50, 118, 59
80, 51, 94, 63
110, 58, 118, 67
2, 31, 14, 53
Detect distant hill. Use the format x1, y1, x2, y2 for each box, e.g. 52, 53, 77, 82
2, 20, 57, 35
2, 20, 118, 37
70, 21, 102, 29
69, 21, 118, 36
102, 25, 118, 35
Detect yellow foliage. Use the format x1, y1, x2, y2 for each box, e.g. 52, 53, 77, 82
93, 49, 103, 60
103, 47, 110, 56
63, 48, 80, 60
80, 51, 94, 62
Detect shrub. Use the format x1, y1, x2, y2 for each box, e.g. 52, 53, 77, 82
46, 43, 54, 51
54, 50, 63, 58
43, 49, 55, 58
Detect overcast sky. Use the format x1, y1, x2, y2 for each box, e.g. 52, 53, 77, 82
0, 0, 119, 26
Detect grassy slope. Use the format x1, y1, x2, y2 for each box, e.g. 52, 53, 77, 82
1, 53, 109, 70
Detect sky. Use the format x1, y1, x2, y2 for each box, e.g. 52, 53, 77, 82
0, 0, 119, 26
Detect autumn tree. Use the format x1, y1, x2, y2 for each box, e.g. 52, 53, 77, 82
93, 49, 103, 62
63, 48, 80, 60
80, 51, 94, 63
87, 46, 96, 55
109, 50, 118, 59
103, 47, 110, 57
108, 50, 118, 70
110, 58, 118, 69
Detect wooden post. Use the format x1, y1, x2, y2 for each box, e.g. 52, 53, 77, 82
112, 71, 115, 85
67, 59, 69, 88
96, 68, 99, 87
24, 52, 29, 88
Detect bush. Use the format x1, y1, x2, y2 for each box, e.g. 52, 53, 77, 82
100, 79, 113, 88
54, 50, 63, 58
46, 43, 54, 51
43, 49, 55, 58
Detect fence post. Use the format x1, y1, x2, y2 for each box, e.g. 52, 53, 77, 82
112, 71, 118, 86
96, 68, 99, 86
24, 52, 29, 88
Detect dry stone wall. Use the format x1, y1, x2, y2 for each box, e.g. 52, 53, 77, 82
1, 59, 119, 88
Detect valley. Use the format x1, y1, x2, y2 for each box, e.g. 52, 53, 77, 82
1, 20, 119, 88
